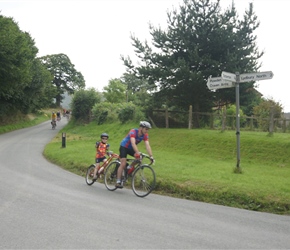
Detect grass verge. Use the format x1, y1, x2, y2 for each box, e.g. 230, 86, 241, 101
43, 121, 290, 215
0, 110, 51, 134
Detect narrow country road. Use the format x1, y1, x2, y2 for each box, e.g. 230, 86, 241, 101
1, 120, 290, 249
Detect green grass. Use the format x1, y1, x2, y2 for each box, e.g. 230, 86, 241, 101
0, 111, 51, 134
43, 121, 290, 215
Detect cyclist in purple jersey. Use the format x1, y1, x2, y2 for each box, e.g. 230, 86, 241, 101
120, 129, 148, 149
116, 121, 154, 188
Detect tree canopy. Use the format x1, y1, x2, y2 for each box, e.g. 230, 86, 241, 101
103, 78, 126, 103
0, 14, 55, 117
39, 53, 85, 107
121, 0, 263, 125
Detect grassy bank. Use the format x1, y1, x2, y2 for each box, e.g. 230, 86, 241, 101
0, 110, 51, 134
43, 121, 290, 215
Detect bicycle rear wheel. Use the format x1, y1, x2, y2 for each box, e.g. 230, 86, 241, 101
86, 165, 96, 185
104, 161, 119, 191
132, 164, 156, 197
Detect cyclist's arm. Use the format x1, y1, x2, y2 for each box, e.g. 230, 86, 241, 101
144, 140, 153, 157
130, 137, 139, 154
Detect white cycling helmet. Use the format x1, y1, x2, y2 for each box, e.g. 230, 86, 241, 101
139, 121, 151, 129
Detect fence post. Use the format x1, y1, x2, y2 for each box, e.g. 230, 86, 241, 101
269, 106, 274, 134
222, 108, 226, 131
283, 118, 286, 133
210, 113, 214, 129
188, 105, 192, 129
250, 115, 253, 131
165, 107, 169, 128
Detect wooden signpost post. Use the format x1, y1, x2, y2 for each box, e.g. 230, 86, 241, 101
207, 71, 274, 169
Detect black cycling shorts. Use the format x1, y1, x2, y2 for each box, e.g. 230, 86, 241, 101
119, 146, 135, 159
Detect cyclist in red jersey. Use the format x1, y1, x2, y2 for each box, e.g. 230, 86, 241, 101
115, 121, 154, 188
92, 133, 110, 180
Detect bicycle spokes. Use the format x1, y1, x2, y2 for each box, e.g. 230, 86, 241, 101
132, 165, 156, 198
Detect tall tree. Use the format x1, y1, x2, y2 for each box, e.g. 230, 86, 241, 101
0, 15, 37, 115
22, 58, 56, 113
121, 0, 263, 127
121, 73, 153, 107
39, 54, 85, 107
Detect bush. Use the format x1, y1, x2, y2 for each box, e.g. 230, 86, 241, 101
71, 88, 102, 122
92, 102, 146, 125
118, 102, 145, 124
92, 102, 119, 124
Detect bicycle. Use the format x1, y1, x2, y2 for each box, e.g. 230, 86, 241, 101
85, 151, 119, 185
51, 120, 56, 130
104, 153, 156, 198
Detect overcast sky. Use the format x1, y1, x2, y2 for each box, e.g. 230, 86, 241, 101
1, 0, 290, 111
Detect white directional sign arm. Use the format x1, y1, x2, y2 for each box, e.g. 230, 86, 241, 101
221, 71, 236, 82
240, 71, 274, 83
207, 77, 235, 90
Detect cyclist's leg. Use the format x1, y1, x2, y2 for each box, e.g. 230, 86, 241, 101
116, 157, 126, 188
93, 159, 101, 180
116, 146, 134, 188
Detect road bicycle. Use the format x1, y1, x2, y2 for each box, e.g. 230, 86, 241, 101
85, 151, 119, 185
104, 153, 156, 198
51, 120, 56, 130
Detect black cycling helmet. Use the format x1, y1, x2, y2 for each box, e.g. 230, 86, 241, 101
139, 121, 151, 129
100, 133, 109, 139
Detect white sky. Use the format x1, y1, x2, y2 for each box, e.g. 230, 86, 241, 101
1, 0, 289, 111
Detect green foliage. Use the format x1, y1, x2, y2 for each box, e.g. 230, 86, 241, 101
103, 78, 126, 103
0, 110, 50, 134
253, 98, 283, 131
226, 105, 246, 127
22, 58, 55, 113
39, 53, 85, 106
0, 15, 53, 116
121, 0, 263, 124
92, 101, 145, 124
71, 88, 102, 122
92, 102, 120, 124
121, 73, 154, 106
117, 102, 145, 124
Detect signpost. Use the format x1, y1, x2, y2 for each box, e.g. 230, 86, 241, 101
221, 71, 236, 82
207, 70, 274, 169
207, 77, 235, 90
240, 71, 273, 83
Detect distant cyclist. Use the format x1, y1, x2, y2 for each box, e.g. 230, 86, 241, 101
51, 112, 57, 127
115, 121, 154, 188
56, 111, 61, 121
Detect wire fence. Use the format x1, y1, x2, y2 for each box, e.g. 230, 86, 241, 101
150, 107, 290, 133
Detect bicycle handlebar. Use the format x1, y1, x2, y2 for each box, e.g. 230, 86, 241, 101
107, 151, 119, 158
139, 153, 155, 165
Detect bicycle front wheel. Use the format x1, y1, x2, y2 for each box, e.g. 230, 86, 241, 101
104, 161, 119, 191
86, 165, 95, 185
132, 164, 156, 197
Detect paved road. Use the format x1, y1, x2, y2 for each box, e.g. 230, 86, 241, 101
1, 120, 290, 249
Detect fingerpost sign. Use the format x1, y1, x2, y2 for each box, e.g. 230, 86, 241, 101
207, 71, 274, 169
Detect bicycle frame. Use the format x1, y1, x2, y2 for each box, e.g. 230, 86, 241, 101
85, 151, 120, 186
122, 154, 153, 182
98, 152, 120, 175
